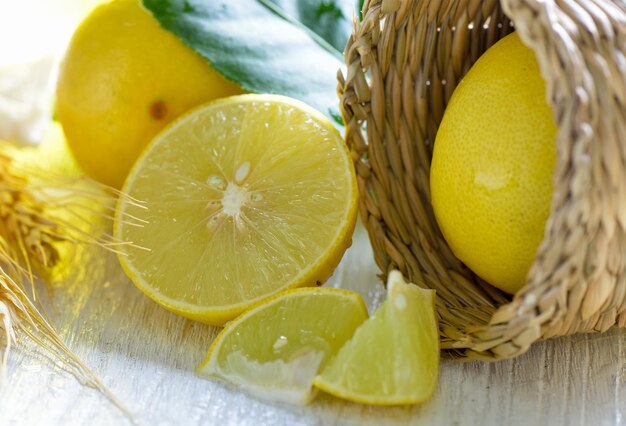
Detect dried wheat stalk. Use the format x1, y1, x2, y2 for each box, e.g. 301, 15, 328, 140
0, 140, 144, 418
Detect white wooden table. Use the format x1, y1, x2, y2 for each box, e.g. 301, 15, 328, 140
1, 220, 624, 426
1, 3, 625, 423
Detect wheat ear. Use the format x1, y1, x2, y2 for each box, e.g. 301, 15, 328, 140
0, 141, 144, 421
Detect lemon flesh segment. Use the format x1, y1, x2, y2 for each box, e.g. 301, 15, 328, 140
114, 95, 358, 324
313, 271, 439, 406
197, 287, 368, 405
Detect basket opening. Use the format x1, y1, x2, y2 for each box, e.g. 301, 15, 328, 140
345, 0, 518, 354
341, 0, 623, 359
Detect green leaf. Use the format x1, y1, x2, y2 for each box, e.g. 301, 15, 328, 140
267, 0, 353, 52
143, 0, 354, 127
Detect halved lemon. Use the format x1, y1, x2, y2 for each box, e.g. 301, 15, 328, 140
197, 287, 368, 405
114, 95, 358, 324
313, 271, 440, 405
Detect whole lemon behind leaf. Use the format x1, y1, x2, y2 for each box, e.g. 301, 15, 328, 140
56, 0, 243, 188
430, 32, 557, 295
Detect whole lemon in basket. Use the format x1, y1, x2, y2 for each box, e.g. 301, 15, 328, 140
430, 32, 557, 295
56, 0, 242, 188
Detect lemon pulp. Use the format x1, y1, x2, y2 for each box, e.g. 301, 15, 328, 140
114, 95, 358, 324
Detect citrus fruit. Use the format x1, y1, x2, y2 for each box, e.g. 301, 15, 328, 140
56, 0, 243, 188
313, 271, 439, 405
430, 32, 557, 294
114, 94, 359, 324
14, 121, 81, 176
197, 287, 368, 405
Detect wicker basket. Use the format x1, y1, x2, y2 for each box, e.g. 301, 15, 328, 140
340, 0, 626, 360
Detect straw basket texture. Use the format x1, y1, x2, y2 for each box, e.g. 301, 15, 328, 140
339, 0, 626, 360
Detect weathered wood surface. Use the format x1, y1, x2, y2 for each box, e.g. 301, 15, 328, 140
1, 222, 624, 425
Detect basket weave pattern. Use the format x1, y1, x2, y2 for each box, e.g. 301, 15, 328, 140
340, 0, 626, 359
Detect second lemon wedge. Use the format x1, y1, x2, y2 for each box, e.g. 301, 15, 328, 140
314, 271, 439, 405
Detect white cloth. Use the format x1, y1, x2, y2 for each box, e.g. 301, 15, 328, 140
0, 0, 103, 146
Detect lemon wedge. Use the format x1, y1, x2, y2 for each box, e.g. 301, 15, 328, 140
313, 271, 439, 405
197, 287, 368, 405
114, 95, 358, 324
